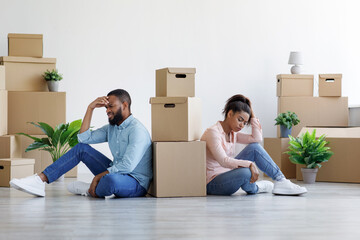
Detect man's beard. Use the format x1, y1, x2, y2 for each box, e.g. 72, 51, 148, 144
108, 108, 124, 125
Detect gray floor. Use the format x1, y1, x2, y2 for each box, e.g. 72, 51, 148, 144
1, 175, 360, 240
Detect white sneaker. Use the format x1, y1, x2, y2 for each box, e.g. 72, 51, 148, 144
256, 180, 274, 193
273, 179, 307, 195
67, 181, 90, 196
9, 174, 45, 197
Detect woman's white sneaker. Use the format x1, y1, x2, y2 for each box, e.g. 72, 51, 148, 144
272, 179, 307, 195
256, 180, 274, 193
9, 174, 45, 197
67, 181, 90, 196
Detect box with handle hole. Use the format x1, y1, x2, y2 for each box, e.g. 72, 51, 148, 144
319, 74, 342, 97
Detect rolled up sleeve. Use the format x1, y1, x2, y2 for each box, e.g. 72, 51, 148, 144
77, 125, 108, 144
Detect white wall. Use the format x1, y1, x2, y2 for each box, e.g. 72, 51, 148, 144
1, 0, 360, 173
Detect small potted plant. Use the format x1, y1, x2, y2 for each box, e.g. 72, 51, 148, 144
43, 69, 63, 92
275, 111, 300, 138
17, 119, 82, 181
286, 129, 333, 184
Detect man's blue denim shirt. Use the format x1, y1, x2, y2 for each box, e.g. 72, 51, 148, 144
77, 115, 153, 190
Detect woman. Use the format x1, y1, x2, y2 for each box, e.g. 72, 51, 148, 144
201, 94, 307, 196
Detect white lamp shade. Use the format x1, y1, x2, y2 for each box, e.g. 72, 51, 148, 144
288, 52, 304, 65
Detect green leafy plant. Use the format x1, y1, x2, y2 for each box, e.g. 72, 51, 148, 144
286, 129, 333, 169
275, 111, 300, 129
17, 119, 82, 162
42, 69, 63, 81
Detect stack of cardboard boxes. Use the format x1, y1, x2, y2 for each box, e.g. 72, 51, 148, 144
148, 68, 206, 197
0, 34, 76, 187
264, 74, 348, 179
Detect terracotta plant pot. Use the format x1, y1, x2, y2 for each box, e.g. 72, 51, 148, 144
301, 168, 318, 184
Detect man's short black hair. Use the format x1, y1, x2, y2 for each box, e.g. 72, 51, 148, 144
107, 89, 132, 112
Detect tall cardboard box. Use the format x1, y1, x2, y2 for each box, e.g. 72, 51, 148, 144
0, 56, 56, 91
277, 97, 348, 138
263, 138, 295, 179
150, 97, 202, 141
277, 74, 314, 97
0, 135, 21, 158
296, 127, 360, 183
0, 158, 35, 187
156, 68, 196, 97
8, 91, 66, 135
149, 141, 206, 197
20, 135, 77, 178
0, 65, 4, 90
319, 74, 342, 97
0, 90, 7, 136
8, 34, 43, 58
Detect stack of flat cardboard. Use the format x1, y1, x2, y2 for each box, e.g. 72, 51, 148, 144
264, 74, 348, 179
148, 68, 206, 197
0, 34, 76, 186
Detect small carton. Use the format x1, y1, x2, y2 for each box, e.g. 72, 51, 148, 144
8, 33, 43, 57
0, 135, 21, 159
148, 141, 206, 197
319, 74, 342, 97
156, 68, 196, 97
150, 97, 202, 141
0, 158, 35, 187
276, 74, 314, 97
0, 56, 56, 91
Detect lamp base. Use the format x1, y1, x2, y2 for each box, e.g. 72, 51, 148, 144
290, 65, 301, 74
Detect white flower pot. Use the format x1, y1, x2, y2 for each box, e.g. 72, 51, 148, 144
47, 81, 60, 92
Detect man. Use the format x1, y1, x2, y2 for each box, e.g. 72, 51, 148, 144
10, 89, 153, 198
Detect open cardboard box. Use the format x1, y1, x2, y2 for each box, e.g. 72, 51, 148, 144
296, 126, 360, 183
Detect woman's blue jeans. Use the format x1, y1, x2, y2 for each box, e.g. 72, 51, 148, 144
207, 143, 285, 195
42, 143, 147, 198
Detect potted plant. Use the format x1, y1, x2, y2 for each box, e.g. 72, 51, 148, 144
286, 129, 333, 184
17, 119, 82, 181
275, 111, 300, 138
43, 69, 63, 92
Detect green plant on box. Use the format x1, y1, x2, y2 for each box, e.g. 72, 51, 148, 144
274, 111, 300, 129
43, 69, 63, 81
17, 119, 82, 162
285, 129, 333, 169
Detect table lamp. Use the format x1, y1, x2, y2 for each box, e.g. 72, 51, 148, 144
288, 52, 303, 74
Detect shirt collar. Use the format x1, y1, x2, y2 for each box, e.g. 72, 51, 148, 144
116, 114, 134, 130
216, 121, 226, 135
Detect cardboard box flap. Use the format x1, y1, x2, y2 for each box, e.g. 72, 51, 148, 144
167, 68, 196, 74
0, 158, 35, 166
298, 127, 360, 138
149, 97, 188, 104
0, 56, 56, 64
319, 74, 342, 79
8, 33, 43, 39
277, 74, 314, 79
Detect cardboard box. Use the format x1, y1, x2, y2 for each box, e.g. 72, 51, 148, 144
148, 141, 206, 197
349, 105, 360, 126
0, 158, 35, 187
276, 74, 314, 97
150, 97, 202, 141
0, 65, 4, 90
319, 74, 342, 97
8, 33, 43, 57
8, 91, 66, 135
156, 68, 196, 97
19, 135, 77, 178
296, 127, 360, 183
0, 135, 21, 158
0, 90, 7, 136
277, 97, 348, 138
263, 138, 295, 179
0, 56, 56, 91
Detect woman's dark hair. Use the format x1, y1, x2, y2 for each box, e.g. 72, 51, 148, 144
223, 94, 253, 123
107, 89, 132, 112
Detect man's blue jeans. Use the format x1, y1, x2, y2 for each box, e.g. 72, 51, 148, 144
207, 143, 285, 195
42, 143, 147, 198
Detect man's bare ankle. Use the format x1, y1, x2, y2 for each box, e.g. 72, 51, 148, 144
38, 173, 49, 183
